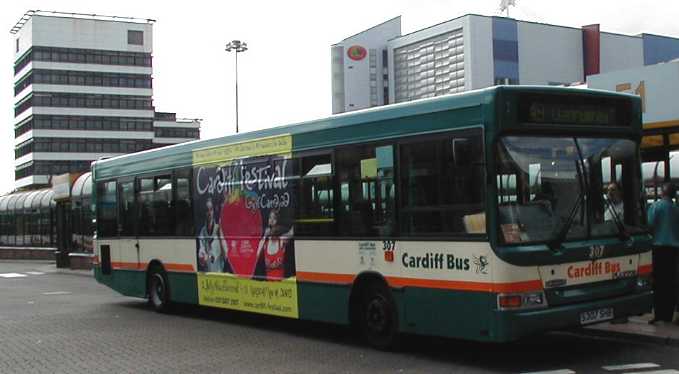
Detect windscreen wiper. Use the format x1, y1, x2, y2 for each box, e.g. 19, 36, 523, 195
547, 159, 586, 251
603, 195, 631, 241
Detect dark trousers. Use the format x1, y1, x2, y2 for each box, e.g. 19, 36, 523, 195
652, 246, 678, 322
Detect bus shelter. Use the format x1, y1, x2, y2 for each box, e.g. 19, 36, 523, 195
50, 172, 94, 268
70, 172, 94, 254
0, 189, 56, 248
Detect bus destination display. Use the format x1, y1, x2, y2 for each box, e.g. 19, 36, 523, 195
518, 95, 629, 127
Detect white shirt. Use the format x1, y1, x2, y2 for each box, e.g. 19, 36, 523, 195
198, 223, 224, 272
605, 201, 624, 222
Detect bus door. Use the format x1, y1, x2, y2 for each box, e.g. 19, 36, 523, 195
96, 180, 118, 279
118, 178, 140, 271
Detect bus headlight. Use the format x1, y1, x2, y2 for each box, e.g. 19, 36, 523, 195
498, 291, 548, 310
636, 274, 652, 289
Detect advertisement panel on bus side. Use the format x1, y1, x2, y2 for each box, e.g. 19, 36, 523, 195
191, 135, 299, 318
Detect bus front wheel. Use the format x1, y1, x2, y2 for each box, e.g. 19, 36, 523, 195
360, 282, 399, 350
148, 267, 171, 313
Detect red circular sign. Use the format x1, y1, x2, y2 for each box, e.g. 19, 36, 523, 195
347, 45, 367, 61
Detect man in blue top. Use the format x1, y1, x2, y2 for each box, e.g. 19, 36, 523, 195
647, 183, 679, 324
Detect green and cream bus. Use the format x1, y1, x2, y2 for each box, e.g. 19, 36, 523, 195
93, 86, 652, 348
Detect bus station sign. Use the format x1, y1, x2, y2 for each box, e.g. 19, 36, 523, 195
588, 60, 679, 127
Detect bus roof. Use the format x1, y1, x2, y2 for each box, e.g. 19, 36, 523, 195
93, 86, 638, 181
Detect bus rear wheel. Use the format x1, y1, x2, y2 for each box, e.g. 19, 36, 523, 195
359, 282, 399, 350
148, 267, 171, 313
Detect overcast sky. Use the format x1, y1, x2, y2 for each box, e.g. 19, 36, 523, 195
1, 0, 678, 195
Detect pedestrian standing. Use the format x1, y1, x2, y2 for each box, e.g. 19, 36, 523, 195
648, 183, 679, 325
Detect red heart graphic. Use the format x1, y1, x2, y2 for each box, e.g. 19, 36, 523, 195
220, 195, 263, 276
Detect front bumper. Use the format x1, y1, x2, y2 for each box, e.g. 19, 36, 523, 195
491, 290, 652, 342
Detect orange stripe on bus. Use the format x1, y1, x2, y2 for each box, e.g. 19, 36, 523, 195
386, 276, 543, 293
386, 276, 492, 292
111, 262, 144, 270
638, 264, 653, 275
164, 263, 195, 272
297, 271, 355, 284
296, 271, 542, 293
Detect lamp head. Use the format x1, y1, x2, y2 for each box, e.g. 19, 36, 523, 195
226, 40, 248, 53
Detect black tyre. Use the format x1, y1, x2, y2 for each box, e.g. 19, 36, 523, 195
359, 281, 399, 350
148, 267, 171, 313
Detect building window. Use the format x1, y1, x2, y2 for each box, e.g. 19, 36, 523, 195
494, 77, 518, 85
16, 38, 19, 53
20, 93, 153, 115
154, 127, 200, 139
393, 28, 465, 103
128, 30, 144, 45
14, 137, 155, 157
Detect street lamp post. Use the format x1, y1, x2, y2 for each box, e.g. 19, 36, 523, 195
225, 40, 248, 133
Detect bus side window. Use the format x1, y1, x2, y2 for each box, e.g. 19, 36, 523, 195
96, 180, 117, 238
118, 180, 135, 237
137, 177, 154, 235
174, 168, 193, 236
137, 175, 173, 236
399, 130, 485, 236
296, 154, 334, 236
335, 144, 396, 237
153, 176, 173, 236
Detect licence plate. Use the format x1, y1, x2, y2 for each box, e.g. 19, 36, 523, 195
580, 307, 614, 325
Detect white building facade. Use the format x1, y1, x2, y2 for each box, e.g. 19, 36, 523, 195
331, 17, 401, 114
11, 11, 200, 190
332, 14, 679, 113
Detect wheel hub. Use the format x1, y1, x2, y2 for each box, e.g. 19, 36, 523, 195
151, 275, 164, 307
366, 297, 388, 333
